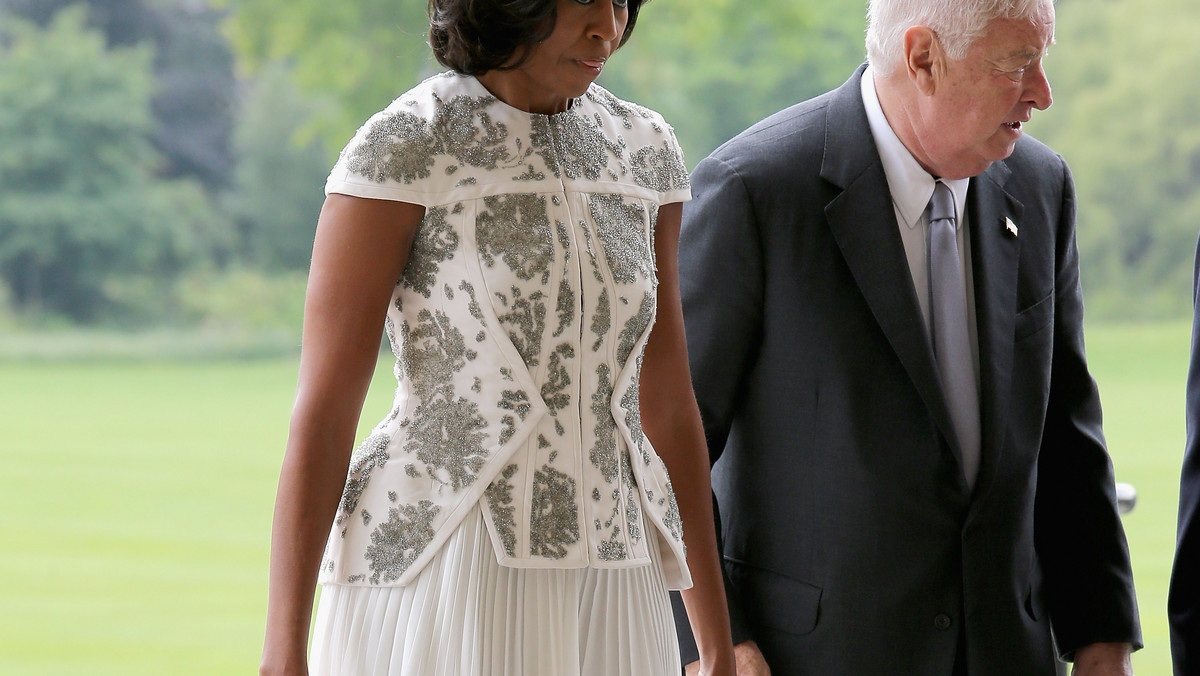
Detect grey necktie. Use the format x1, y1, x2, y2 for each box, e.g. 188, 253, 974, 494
927, 182, 981, 489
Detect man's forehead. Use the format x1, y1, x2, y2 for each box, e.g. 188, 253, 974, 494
995, 43, 1051, 61
984, 17, 1055, 59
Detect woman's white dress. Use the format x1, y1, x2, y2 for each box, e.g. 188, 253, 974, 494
310, 507, 680, 675
309, 72, 693, 675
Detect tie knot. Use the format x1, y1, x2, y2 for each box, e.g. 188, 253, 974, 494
929, 182, 955, 225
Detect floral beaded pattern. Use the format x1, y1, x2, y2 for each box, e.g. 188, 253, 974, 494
401, 206, 459, 298
318, 72, 692, 590
484, 464, 519, 556
345, 92, 515, 184
529, 462, 581, 558
365, 500, 441, 584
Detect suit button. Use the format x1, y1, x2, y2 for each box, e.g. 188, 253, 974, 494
934, 614, 953, 631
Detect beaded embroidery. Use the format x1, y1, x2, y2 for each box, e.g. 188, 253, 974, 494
484, 464, 519, 556
477, 193, 554, 284
401, 206, 459, 298
365, 500, 441, 584
321, 72, 692, 586
335, 432, 391, 533
529, 464, 580, 558
589, 194, 653, 285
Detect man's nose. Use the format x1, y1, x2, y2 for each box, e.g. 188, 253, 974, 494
1026, 61, 1053, 111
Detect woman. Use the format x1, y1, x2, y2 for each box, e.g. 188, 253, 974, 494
259, 1, 735, 674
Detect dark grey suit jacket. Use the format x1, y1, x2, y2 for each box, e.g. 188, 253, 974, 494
1168, 236, 1200, 675
672, 66, 1140, 675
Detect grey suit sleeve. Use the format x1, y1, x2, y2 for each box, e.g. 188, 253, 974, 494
1169, 232, 1200, 674
678, 155, 766, 459
1033, 158, 1141, 659
670, 155, 765, 663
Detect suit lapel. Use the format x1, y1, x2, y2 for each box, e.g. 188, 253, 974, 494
965, 163, 1023, 507
820, 68, 963, 482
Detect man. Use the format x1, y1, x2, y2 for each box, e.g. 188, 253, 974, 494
671, 0, 1141, 673
1169, 239, 1200, 674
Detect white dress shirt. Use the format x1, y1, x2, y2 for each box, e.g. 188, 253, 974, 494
860, 66, 980, 384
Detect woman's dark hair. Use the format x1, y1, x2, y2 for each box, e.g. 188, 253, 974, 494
429, 0, 645, 76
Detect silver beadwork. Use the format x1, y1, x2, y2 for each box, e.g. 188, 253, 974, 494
325, 74, 691, 583
529, 464, 580, 558
484, 464, 520, 556
365, 500, 441, 584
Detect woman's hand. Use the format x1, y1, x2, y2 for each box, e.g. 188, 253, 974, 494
687, 640, 770, 676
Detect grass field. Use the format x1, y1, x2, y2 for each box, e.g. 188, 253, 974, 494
0, 321, 1190, 674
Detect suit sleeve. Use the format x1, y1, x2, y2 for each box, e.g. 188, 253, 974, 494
669, 154, 765, 663
1033, 158, 1142, 660
1169, 233, 1200, 674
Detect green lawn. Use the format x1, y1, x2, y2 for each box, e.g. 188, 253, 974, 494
1086, 321, 1191, 675
0, 321, 1190, 674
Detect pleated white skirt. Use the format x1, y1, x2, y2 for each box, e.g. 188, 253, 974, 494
310, 506, 682, 676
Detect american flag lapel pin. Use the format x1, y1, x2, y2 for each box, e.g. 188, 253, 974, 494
1004, 217, 1018, 238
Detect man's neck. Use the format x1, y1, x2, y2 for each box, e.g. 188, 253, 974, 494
872, 70, 940, 178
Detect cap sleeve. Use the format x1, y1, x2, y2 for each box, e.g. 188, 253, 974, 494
324, 98, 443, 207
627, 110, 691, 206
657, 121, 691, 205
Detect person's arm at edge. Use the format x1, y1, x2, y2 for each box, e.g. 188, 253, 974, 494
1169, 233, 1200, 675
674, 503, 765, 675
1032, 157, 1139, 673
641, 201, 736, 676
673, 154, 767, 672
259, 195, 424, 676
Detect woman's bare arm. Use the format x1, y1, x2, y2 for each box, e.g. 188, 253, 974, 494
640, 201, 736, 676
260, 195, 424, 676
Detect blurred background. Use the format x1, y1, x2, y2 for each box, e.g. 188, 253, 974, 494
0, 0, 1189, 672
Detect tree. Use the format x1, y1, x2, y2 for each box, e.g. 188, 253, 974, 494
216, 0, 867, 166
2, 0, 237, 191
147, 1, 237, 191
602, 0, 866, 164
223, 63, 331, 270
1028, 0, 1200, 318
216, 0, 434, 154
0, 8, 221, 322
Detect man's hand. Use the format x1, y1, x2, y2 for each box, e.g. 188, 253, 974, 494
684, 640, 770, 676
1072, 642, 1133, 676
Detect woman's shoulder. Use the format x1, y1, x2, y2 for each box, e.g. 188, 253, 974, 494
581, 83, 675, 137
580, 84, 690, 198
357, 71, 481, 129
327, 72, 514, 203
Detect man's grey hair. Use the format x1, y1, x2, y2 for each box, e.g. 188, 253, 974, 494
866, 0, 1053, 76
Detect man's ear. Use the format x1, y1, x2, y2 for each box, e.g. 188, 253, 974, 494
903, 26, 940, 96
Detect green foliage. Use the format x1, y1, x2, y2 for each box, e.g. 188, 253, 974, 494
0, 8, 227, 323
2, 0, 239, 190
1029, 0, 1200, 319
216, 0, 867, 168
149, 2, 238, 190
215, 0, 436, 153
0, 0, 161, 44
602, 0, 866, 164
222, 63, 330, 270
174, 267, 308, 331
3, 0, 1193, 327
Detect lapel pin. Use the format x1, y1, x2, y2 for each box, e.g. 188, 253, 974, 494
1004, 217, 1018, 238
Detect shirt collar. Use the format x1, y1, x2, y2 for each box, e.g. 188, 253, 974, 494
860, 66, 969, 229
